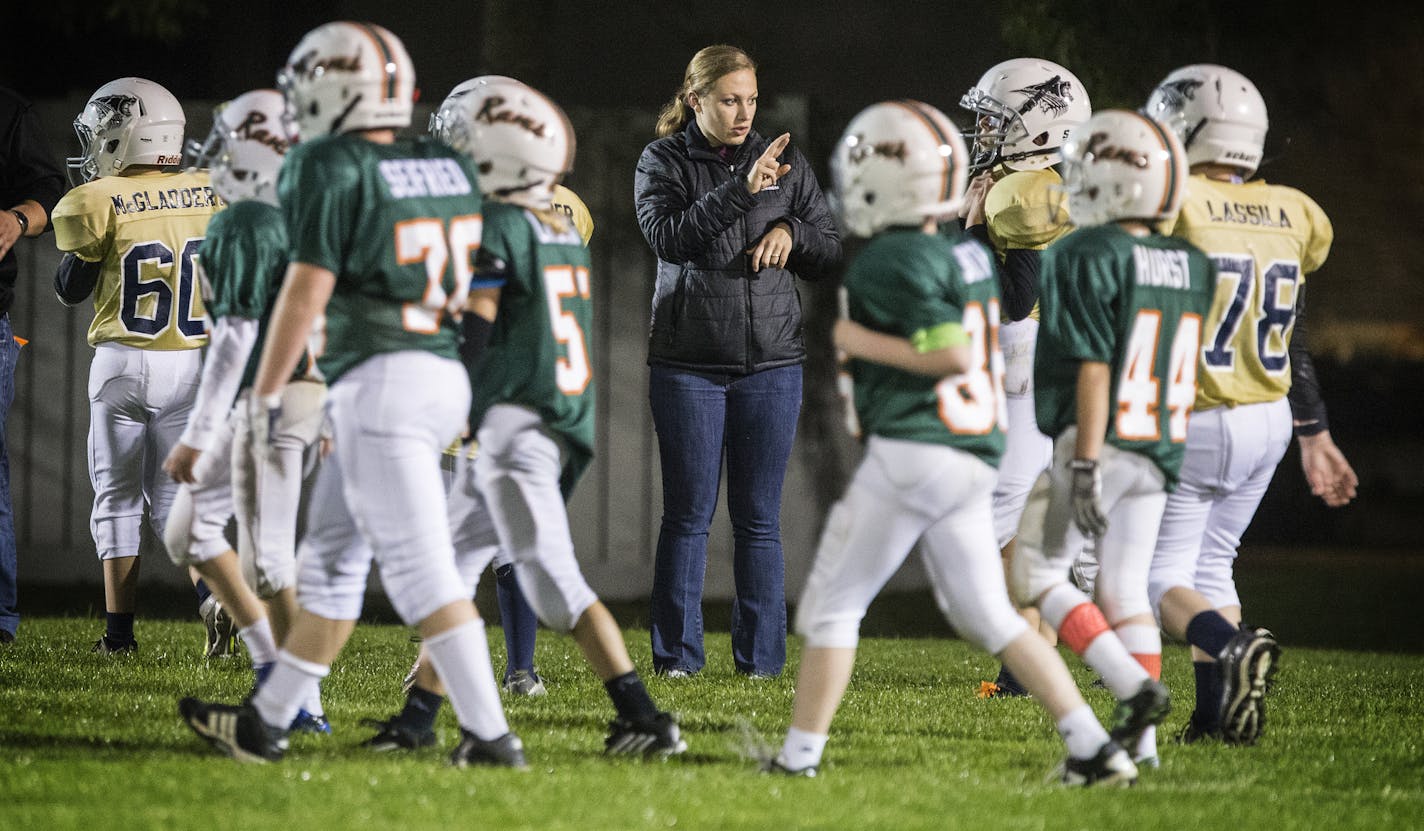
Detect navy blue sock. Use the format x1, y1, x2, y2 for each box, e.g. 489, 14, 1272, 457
194, 579, 212, 608
1192, 660, 1221, 730
605, 671, 658, 721
1185, 610, 1238, 658
994, 664, 1028, 696
495, 564, 539, 678
105, 612, 135, 642
397, 685, 444, 732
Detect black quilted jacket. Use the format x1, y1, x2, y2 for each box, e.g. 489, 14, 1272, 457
635, 121, 841, 374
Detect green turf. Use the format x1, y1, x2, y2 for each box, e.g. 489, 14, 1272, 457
2, 618, 1420, 830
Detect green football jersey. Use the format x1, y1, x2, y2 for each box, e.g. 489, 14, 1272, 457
845, 228, 1006, 467
279, 133, 483, 383
1035, 223, 1216, 488
197, 200, 292, 389
469, 201, 595, 494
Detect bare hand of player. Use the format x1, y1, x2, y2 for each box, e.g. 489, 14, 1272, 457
746, 132, 792, 195
747, 222, 792, 270
962, 172, 993, 227
163, 443, 203, 484
1298, 431, 1359, 508
832, 318, 866, 359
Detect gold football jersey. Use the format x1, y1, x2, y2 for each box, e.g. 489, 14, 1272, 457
1167, 175, 1332, 410
550, 184, 594, 246
985, 166, 1072, 252
52, 169, 223, 349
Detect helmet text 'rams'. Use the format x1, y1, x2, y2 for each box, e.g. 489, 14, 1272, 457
290, 48, 364, 81
1084, 132, 1150, 169
474, 97, 548, 138
848, 138, 907, 165
233, 110, 290, 155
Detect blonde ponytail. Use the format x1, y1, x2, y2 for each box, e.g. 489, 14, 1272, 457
654, 44, 757, 137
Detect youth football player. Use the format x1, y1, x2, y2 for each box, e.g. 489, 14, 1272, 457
179, 22, 518, 767
769, 100, 1135, 786
1143, 65, 1357, 745
364, 77, 685, 757
161, 88, 327, 729
1009, 109, 1215, 768
52, 77, 222, 654
959, 58, 1092, 696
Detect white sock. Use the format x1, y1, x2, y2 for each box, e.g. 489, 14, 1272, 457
253, 650, 327, 731
304, 683, 325, 718
1082, 634, 1150, 700
424, 618, 509, 741
1057, 704, 1110, 760
238, 618, 277, 667
778, 726, 828, 771
1136, 725, 1158, 762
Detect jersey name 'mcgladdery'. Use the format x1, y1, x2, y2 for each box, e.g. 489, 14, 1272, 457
377, 158, 474, 199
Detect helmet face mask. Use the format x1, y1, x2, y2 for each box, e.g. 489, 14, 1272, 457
434, 76, 575, 211
831, 100, 969, 238
188, 89, 293, 205
1143, 64, 1268, 176
959, 58, 1091, 173
67, 78, 185, 185
1060, 109, 1187, 228
278, 21, 415, 140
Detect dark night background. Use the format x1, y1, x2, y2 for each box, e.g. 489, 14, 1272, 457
1, 1, 1419, 647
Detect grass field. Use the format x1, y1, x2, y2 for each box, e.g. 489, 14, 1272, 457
2, 617, 1421, 831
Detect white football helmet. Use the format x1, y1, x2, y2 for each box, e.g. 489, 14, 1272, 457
959, 58, 1091, 172
1143, 64, 1268, 176
428, 75, 523, 141
1060, 109, 1188, 227
277, 21, 415, 140
67, 77, 185, 184
437, 76, 575, 210
830, 100, 969, 238
187, 89, 294, 205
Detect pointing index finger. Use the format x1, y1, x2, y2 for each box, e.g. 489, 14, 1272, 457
762, 132, 791, 161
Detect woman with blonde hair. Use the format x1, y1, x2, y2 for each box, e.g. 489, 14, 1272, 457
635, 45, 841, 679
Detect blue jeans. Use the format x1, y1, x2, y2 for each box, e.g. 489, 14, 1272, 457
0, 316, 19, 637
648, 364, 801, 676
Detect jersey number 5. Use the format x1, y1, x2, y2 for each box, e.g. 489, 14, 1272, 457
544, 265, 591, 395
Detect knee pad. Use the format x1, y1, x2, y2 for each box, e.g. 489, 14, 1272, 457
162, 486, 231, 568
513, 558, 596, 633
1007, 539, 1067, 610
943, 594, 1028, 656
92, 515, 141, 560
293, 541, 371, 621
379, 545, 469, 625
794, 607, 862, 650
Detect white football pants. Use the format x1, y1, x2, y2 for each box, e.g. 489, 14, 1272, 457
293, 352, 470, 624
1010, 428, 1168, 625
795, 435, 1028, 653
1149, 398, 1292, 613
466, 404, 598, 633
87, 343, 201, 559
993, 319, 1053, 547
232, 381, 326, 596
